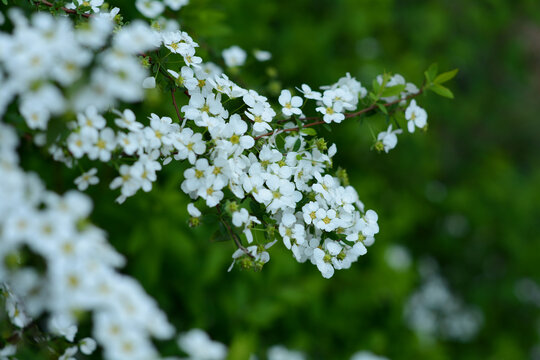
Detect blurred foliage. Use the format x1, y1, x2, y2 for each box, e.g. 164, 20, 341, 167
5, 0, 540, 359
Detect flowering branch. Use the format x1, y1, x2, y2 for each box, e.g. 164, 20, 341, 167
254, 87, 425, 140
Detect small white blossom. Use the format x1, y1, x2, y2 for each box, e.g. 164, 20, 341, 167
74, 168, 99, 191
222, 45, 247, 67
278, 89, 303, 117
405, 99, 428, 133
376, 124, 403, 153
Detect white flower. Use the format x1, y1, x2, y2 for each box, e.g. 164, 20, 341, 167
65, 0, 104, 13
173, 127, 206, 164
167, 67, 198, 91
182, 46, 203, 68
197, 176, 225, 207
113, 109, 143, 132
312, 248, 334, 279
314, 208, 339, 232
49, 315, 78, 342
66, 128, 96, 158
405, 99, 427, 133
135, 0, 165, 18
6, 296, 30, 328
279, 89, 303, 117
87, 127, 116, 162
74, 168, 99, 191
245, 103, 275, 133
77, 106, 106, 135
316, 96, 345, 123
222, 45, 247, 67
297, 84, 322, 101
254, 49, 272, 62
164, 0, 189, 10
144, 113, 175, 149
376, 124, 403, 153
212, 114, 254, 156
302, 201, 320, 225
182, 158, 210, 194
360, 210, 379, 237
177, 329, 227, 360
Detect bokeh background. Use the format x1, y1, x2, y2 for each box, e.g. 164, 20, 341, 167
8, 0, 540, 358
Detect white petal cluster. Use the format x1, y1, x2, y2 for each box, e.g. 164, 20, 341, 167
315, 73, 367, 123
0, 122, 174, 360
0, 9, 160, 128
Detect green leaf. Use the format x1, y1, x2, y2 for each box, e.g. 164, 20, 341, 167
380, 84, 406, 98
434, 69, 459, 84
368, 92, 379, 102
429, 83, 454, 99
1, 0, 7, 5
300, 128, 316, 136
424, 63, 438, 82
292, 138, 302, 152
371, 79, 381, 94
377, 103, 388, 115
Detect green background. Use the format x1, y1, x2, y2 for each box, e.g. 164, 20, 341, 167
4, 0, 540, 359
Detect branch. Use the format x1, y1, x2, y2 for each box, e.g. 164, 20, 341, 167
254, 88, 424, 140
36, 0, 92, 18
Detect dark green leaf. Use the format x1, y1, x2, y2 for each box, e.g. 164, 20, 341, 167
292, 138, 302, 152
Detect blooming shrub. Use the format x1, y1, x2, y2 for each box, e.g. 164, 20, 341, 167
0, 0, 458, 358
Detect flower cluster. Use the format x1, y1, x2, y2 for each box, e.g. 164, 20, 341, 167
0, 123, 173, 359
0, 2, 435, 281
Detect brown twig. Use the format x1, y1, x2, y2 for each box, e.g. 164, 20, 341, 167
254, 88, 424, 140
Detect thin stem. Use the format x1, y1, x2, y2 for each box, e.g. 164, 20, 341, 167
170, 88, 183, 123
216, 206, 255, 259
